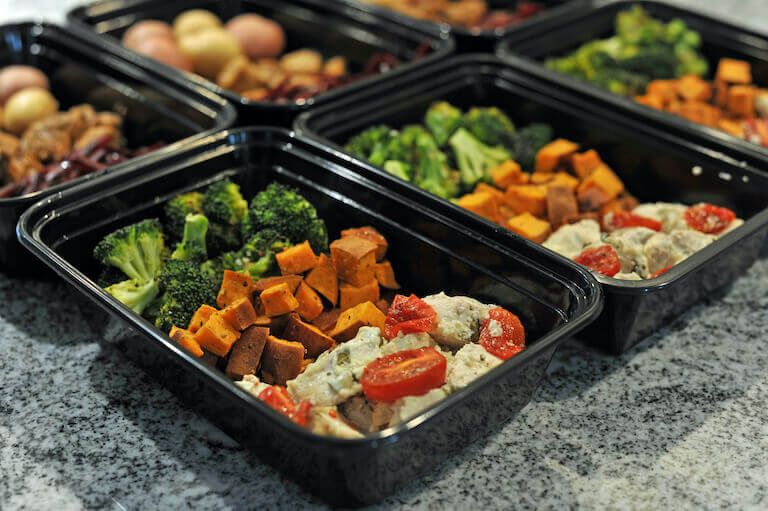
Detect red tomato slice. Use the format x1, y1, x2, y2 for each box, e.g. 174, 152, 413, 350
603, 211, 662, 232
684, 203, 736, 235
383, 294, 437, 340
574, 245, 621, 277
361, 347, 447, 403
479, 307, 526, 360
651, 266, 672, 278
290, 400, 312, 427
258, 386, 312, 426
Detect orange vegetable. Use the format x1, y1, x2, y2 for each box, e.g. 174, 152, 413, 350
294, 281, 324, 322
675, 74, 712, 102
194, 313, 241, 357
170, 326, 204, 357
374, 260, 400, 289
474, 182, 505, 203
727, 85, 756, 117
341, 226, 388, 262
646, 79, 677, 103
497, 204, 516, 227
339, 278, 380, 312
328, 301, 386, 342
535, 139, 579, 173
716, 58, 751, 84
260, 282, 299, 317
188, 304, 218, 334
217, 270, 254, 308
330, 235, 378, 286
224, 325, 268, 379
577, 164, 624, 203
635, 94, 665, 110
577, 185, 611, 211
714, 80, 729, 108
252, 274, 303, 294
506, 212, 552, 243
548, 172, 579, 191
304, 253, 338, 305
220, 297, 259, 331
530, 172, 553, 185
261, 335, 306, 385
457, 191, 499, 223
504, 184, 548, 217
546, 185, 578, 228
599, 196, 640, 223
491, 160, 525, 189
283, 313, 335, 358
376, 298, 390, 314
311, 308, 342, 333
275, 241, 317, 275
718, 118, 745, 138
571, 150, 602, 179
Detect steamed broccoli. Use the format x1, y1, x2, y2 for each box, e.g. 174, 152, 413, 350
171, 214, 208, 263
412, 130, 460, 199
345, 125, 393, 159
383, 160, 413, 181
154, 259, 217, 333
241, 182, 328, 253
463, 107, 515, 146
503, 123, 554, 172
212, 229, 292, 282
449, 128, 511, 189
203, 178, 248, 226
424, 102, 463, 147
164, 192, 203, 240
93, 218, 165, 284
104, 279, 160, 315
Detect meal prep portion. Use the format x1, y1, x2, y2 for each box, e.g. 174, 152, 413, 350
121, 9, 426, 102
92, 179, 526, 438
545, 5, 768, 146
0, 65, 161, 198
344, 101, 742, 279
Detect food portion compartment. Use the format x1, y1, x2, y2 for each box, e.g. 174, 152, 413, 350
297, 55, 768, 352
19, 128, 600, 502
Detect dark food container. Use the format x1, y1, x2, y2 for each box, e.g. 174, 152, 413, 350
0, 22, 235, 274
19, 128, 601, 504
67, 0, 454, 127
295, 54, 768, 354
336, 0, 590, 53
498, 0, 768, 171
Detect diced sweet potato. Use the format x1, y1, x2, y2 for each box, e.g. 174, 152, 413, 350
374, 261, 400, 290
679, 101, 721, 127
727, 85, 756, 117
457, 191, 499, 223
646, 79, 677, 103
571, 150, 602, 179
312, 308, 342, 333
220, 297, 258, 331
506, 212, 552, 243
635, 94, 665, 110
217, 270, 254, 309
330, 236, 377, 286
505, 185, 547, 217
497, 204, 516, 227
170, 326, 204, 357
200, 351, 220, 369
675, 74, 712, 102
283, 313, 334, 358
252, 275, 303, 294
305, 253, 338, 305
577, 164, 624, 205
474, 182, 505, 203
341, 226, 388, 262
718, 118, 745, 138
667, 99, 682, 115
492, 160, 524, 189
548, 172, 579, 191
715, 80, 729, 108
376, 298, 390, 314
260, 282, 299, 317
261, 335, 306, 385
224, 326, 268, 379
328, 301, 386, 342
294, 281, 324, 322
716, 58, 751, 84
546, 185, 578, 228
252, 314, 291, 336
275, 241, 317, 275
188, 304, 217, 334
535, 139, 579, 173
576, 186, 611, 212
530, 172, 553, 185
194, 313, 241, 357
339, 278, 380, 311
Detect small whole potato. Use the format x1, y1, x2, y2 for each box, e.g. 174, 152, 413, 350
173, 9, 222, 39
280, 49, 323, 75
133, 37, 193, 71
0, 66, 49, 105
179, 28, 243, 80
225, 14, 285, 59
122, 20, 175, 50
3, 87, 58, 134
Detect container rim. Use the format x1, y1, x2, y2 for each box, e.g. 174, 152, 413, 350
18, 126, 603, 447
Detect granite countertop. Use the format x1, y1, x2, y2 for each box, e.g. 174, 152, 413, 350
2, 1, 768, 509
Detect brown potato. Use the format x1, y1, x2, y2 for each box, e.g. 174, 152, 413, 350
179, 28, 244, 80
3, 87, 58, 134
122, 20, 174, 50
132, 38, 192, 71
225, 14, 285, 59
173, 9, 222, 39
280, 49, 323, 75
0, 66, 49, 105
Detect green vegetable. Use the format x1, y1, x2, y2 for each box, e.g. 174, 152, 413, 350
213, 229, 292, 281
104, 279, 160, 315
203, 178, 247, 227
171, 214, 208, 263
449, 128, 511, 189
424, 101, 463, 147
383, 160, 413, 181
93, 218, 164, 284
412, 129, 460, 199
345, 125, 392, 159
463, 107, 515, 146
154, 259, 217, 333
164, 192, 203, 240
503, 123, 554, 172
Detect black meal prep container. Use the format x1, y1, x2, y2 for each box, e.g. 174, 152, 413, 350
0, 22, 235, 275
498, 0, 768, 171
295, 54, 768, 354
66, 0, 454, 127
18, 127, 602, 504
335, 0, 591, 53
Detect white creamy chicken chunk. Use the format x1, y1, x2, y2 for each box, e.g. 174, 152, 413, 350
422, 292, 494, 349
446, 342, 504, 390
643, 229, 715, 276
632, 202, 690, 233
542, 219, 602, 259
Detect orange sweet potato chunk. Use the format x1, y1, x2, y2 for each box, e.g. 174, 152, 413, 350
275, 241, 317, 275
170, 326, 204, 357
716, 58, 751, 84
220, 297, 259, 331
577, 164, 624, 204
261, 335, 306, 385
341, 226, 388, 261
571, 150, 602, 179
505, 185, 548, 217
535, 139, 579, 173
491, 160, 524, 189
457, 191, 499, 223
194, 313, 241, 357
225, 326, 269, 379
546, 185, 578, 228
328, 301, 386, 342
311, 308, 342, 333
330, 236, 377, 286
294, 281, 324, 322
188, 304, 218, 334
252, 275, 303, 294
675, 74, 712, 102
305, 253, 338, 305
339, 278, 380, 312
506, 212, 552, 243
217, 270, 254, 309
260, 282, 299, 317
374, 261, 400, 289
727, 85, 756, 117
283, 313, 335, 358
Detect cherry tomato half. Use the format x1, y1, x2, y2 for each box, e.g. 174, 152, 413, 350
361, 347, 447, 403
574, 245, 621, 277
651, 266, 672, 278
258, 386, 312, 426
384, 294, 437, 340
479, 307, 526, 360
684, 203, 736, 235
604, 211, 662, 232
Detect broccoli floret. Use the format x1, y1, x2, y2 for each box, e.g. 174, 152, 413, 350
93, 219, 165, 284
345, 125, 393, 159
171, 214, 208, 263
105, 279, 160, 315
241, 182, 328, 253
200, 258, 225, 286
664, 18, 687, 44
503, 123, 554, 172
463, 107, 515, 146
424, 102, 463, 147
383, 160, 413, 181
97, 265, 126, 288
207, 223, 241, 256
154, 259, 217, 333
164, 192, 203, 240
449, 128, 511, 189
412, 131, 460, 199
215, 229, 292, 280
203, 178, 248, 227
617, 47, 677, 79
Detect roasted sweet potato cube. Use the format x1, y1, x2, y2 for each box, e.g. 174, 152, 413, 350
261, 335, 306, 385
675, 74, 712, 102
716, 58, 751, 84
217, 270, 254, 309
373, 260, 400, 289
312, 308, 342, 333
220, 297, 259, 331
330, 236, 377, 286
492, 160, 524, 189
339, 278, 380, 311
305, 253, 338, 305
497, 204, 515, 227
505, 185, 548, 217
458, 191, 499, 223
577, 185, 611, 211
728, 85, 756, 117
646, 79, 677, 103
329, 301, 386, 342
252, 275, 303, 294
506, 212, 552, 243
283, 313, 335, 358
194, 313, 241, 357
260, 283, 299, 317
718, 118, 745, 138
294, 281, 324, 322
275, 241, 317, 275
714, 80, 729, 108
170, 326, 204, 357
474, 182, 505, 202
535, 139, 579, 173
341, 226, 388, 262
252, 314, 291, 336
549, 172, 579, 191
188, 304, 218, 334
530, 172, 553, 185
376, 298, 390, 314
577, 164, 624, 204
635, 94, 665, 110
225, 326, 269, 379
571, 150, 602, 179
546, 185, 579, 228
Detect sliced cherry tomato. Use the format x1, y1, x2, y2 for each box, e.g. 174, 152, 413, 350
683, 203, 736, 235
574, 245, 621, 277
478, 307, 526, 360
258, 386, 312, 426
383, 294, 437, 340
361, 347, 447, 403
603, 210, 662, 232
651, 266, 672, 278
290, 400, 312, 427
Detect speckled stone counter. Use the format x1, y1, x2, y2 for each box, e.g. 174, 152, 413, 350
2, 1, 768, 510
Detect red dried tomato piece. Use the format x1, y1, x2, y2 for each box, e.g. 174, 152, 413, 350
684, 203, 736, 235
604, 211, 663, 232
478, 307, 526, 360
383, 294, 437, 340
574, 245, 621, 277
258, 386, 312, 427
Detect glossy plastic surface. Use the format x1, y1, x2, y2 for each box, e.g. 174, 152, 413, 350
296, 54, 768, 354
19, 128, 601, 504
499, 0, 768, 171
67, 0, 454, 126
0, 22, 235, 274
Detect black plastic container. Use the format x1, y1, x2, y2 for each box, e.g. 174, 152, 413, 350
0, 22, 235, 274
336, 0, 590, 53
296, 55, 768, 354
67, 0, 454, 127
498, 0, 768, 171
19, 127, 601, 504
